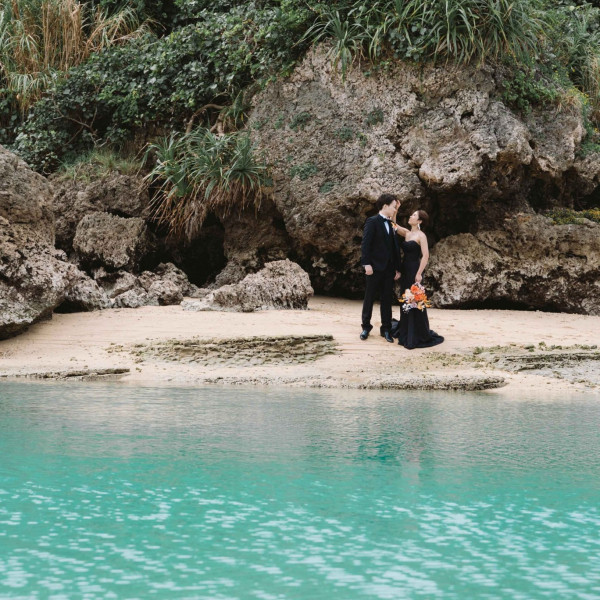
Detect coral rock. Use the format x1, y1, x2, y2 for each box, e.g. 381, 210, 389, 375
73, 212, 152, 272
428, 214, 600, 315
183, 260, 313, 312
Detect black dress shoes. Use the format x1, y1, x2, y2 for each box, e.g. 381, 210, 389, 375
360, 329, 370, 340
382, 331, 394, 343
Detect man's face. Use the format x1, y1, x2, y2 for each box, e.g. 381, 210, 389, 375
383, 200, 398, 217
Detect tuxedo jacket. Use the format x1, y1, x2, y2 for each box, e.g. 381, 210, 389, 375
361, 214, 401, 272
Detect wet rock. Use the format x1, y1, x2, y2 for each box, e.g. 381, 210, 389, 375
0, 367, 130, 380
182, 259, 313, 312
428, 213, 600, 314
73, 212, 153, 272
363, 375, 506, 390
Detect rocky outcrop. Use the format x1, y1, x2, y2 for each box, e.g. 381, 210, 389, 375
73, 213, 153, 272
95, 262, 202, 308
183, 259, 313, 312
428, 213, 600, 314
244, 46, 598, 309
212, 201, 292, 287
0, 230, 109, 337
0, 146, 109, 338
52, 171, 149, 251
0, 146, 54, 244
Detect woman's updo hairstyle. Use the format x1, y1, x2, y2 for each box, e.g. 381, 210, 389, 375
416, 210, 429, 228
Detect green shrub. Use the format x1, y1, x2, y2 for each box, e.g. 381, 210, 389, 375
334, 126, 354, 141
11, 2, 313, 172
289, 112, 312, 131
145, 128, 269, 240
54, 148, 143, 182
549, 4, 600, 109
0, 0, 149, 113
289, 162, 318, 180
365, 108, 384, 126
500, 61, 561, 113
319, 181, 335, 194
546, 207, 600, 224
304, 0, 544, 70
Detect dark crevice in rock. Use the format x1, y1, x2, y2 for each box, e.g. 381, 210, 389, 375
160, 213, 226, 287
54, 299, 90, 314
453, 298, 539, 311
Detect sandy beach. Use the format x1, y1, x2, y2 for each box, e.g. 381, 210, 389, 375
1, 297, 599, 392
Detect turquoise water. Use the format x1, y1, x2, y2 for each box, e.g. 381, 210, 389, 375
1, 383, 600, 599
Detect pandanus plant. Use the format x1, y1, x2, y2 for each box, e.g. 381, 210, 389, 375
145, 128, 270, 241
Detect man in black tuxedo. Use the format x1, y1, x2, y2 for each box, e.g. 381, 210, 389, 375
360, 193, 401, 342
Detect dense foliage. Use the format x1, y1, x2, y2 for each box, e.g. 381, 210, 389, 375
0, 0, 148, 114
145, 128, 269, 240
547, 207, 600, 224
2, 0, 600, 236
5, 0, 314, 171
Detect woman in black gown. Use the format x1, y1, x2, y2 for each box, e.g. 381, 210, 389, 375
391, 210, 444, 349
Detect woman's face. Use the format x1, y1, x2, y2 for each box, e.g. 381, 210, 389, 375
408, 211, 420, 226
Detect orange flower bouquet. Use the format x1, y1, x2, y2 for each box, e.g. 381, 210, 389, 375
401, 283, 432, 312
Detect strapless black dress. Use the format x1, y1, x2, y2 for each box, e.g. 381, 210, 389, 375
392, 240, 444, 349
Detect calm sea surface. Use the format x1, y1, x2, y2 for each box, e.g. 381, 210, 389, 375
1, 382, 599, 599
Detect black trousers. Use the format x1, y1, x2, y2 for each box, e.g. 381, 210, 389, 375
361, 265, 395, 333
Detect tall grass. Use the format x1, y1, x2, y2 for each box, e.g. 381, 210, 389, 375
145, 129, 270, 240
0, 0, 150, 111
53, 147, 143, 181
304, 0, 545, 74
400, 0, 544, 63
550, 4, 600, 113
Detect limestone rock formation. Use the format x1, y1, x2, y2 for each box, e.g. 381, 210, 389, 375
0, 146, 54, 244
212, 201, 292, 288
244, 46, 597, 309
62, 271, 110, 312
52, 171, 149, 251
183, 259, 313, 312
73, 212, 153, 272
0, 146, 109, 338
427, 214, 600, 315
95, 262, 202, 308
0, 230, 108, 337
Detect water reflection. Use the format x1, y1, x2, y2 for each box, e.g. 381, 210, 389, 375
1, 383, 600, 599
1, 383, 599, 472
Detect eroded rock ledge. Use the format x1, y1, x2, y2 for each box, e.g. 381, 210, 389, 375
108, 334, 336, 365
199, 374, 506, 390
428, 213, 600, 314
0, 146, 108, 339
0, 367, 130, 381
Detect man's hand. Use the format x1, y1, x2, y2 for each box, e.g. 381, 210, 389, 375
365, 265, 373, 276
394, 271, 400, 281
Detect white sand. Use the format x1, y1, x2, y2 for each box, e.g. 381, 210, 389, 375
0, 297, 599, 392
